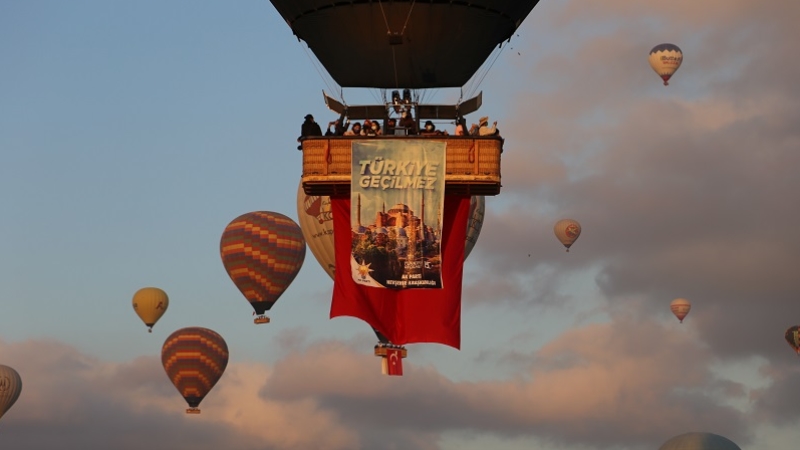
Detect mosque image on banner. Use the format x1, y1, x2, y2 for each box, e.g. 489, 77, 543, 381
350, 140, 446, 289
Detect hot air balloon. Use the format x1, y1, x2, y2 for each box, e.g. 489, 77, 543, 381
670, 298, 691, 323
554, 219, 581, 252
161, 327, 228, 414
659, 432, 741, 450
220, 211, 306, 324
132, 287, 169, 332
785, 326, 800, 355
0, 365, 22, 421
268, 1, 543, 89
649, 43, 683, 86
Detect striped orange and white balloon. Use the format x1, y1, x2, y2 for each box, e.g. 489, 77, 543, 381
670, 298, 692, 323
161, 327, 228, 414
220, 211, 306, 323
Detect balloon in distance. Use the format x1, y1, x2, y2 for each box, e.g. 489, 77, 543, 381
670, 298, 691, 323
658, 432, 741, 450
296, 182, 486, 281
554, 219, 581, 252
220, 211, 306, 324
132, 287, 169, 333
161, 327, 229, 414
0, 365, 22, 421
785, 325, 800, 355
649, 43, 683, 86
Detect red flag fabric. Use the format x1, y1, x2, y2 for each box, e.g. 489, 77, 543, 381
384, 348, 404, 376
331, 195, 470, 349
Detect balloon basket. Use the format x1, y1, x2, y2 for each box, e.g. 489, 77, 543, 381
374, 344, 407, 358
254, 315, 271, 324
185, 408, 201, 414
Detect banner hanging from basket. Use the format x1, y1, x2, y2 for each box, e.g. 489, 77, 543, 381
349, 140, 446, 290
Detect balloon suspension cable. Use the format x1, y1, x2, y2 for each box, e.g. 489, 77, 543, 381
464, 39, 509, 100
379, 0, 416, 90
299, 40, 341, 100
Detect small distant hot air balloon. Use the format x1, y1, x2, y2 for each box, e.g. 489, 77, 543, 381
785, 326, 800, 355
554, 219, 581, 252
161, 327, 228, 414
670, 298, 691, 323
649, 43, 683, 86
0, 365, 22, 421
132, 287, 169, 333
220, 211, 306, 324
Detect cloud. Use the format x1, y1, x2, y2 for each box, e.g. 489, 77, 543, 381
0, 326, 754, 450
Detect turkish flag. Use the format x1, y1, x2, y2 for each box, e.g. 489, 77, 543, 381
383, 348, 404, 376
330, 195, 470, 349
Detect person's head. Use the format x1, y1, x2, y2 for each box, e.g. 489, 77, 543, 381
479, 116, 489, 126
353, 122, 362, 131
424, 120, 434, 131
401, 110, 409, 119
388, 118, 396, 126
305, 114, 314, 122
371, 122, 380, 131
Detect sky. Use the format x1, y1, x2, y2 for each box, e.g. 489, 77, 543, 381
1, 0, 799, 448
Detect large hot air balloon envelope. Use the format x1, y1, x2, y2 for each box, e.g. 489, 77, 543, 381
649, 43, 683, 86
161, 327, 228, 414
785, 326, 800, 355
0, 365, 22, 421
670, 298, 691, 323
220, 211, 306, 324
268, 1, 543, 89
658, 432, 741, 450
554, 219, 581, 252
132, 287, 169, 332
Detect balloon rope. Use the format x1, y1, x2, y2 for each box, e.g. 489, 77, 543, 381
299, 41, 341, 99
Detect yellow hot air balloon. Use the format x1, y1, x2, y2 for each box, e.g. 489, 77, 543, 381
649, 43, 683, 86
132, 287, 169, 333
0, 364, 22, 421
554, 219, 581, 252
670, 298, 691, 323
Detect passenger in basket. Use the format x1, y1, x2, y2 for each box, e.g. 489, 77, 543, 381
371, 121, 382, 135
298, 113, 322, 149
344, 122, 363, 136
421, 120, 439, 136
385, 118, 396, 135
454, 118, 468, 136
399, 110, 417, 135
478, 116, 499, 136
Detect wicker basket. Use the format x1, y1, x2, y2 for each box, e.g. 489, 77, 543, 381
300, 136, 502, 196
